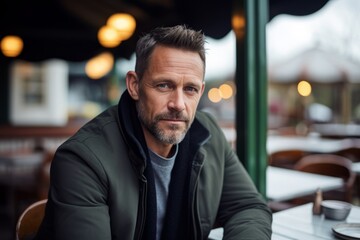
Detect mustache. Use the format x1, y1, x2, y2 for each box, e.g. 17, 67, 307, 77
155, 112, 189, 121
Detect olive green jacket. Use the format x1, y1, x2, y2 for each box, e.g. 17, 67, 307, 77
36, 91, 272, 240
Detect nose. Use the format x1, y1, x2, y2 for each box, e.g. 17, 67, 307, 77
168, 89, 185, 112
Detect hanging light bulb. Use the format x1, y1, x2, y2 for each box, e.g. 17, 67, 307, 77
85, 52, 114, 79
97, 25, 122, 48
107, 13, 136, 41
1, 35, 24, 57
232, 13, 245, 38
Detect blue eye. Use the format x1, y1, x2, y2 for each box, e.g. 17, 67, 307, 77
157, 83, 171, 91
184, 86, 199, 93
158, 83, 167, 88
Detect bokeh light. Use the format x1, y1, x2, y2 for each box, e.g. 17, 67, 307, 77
85, 52, 114, 79
107, 13, 136, 41
1, 35, 24, 57
208, 88, 222, 103
297, 80, 312, 97
97, 25, 122, 48
219, 83, 233, 99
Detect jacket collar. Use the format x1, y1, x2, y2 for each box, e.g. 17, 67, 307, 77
118, 90, 211, 239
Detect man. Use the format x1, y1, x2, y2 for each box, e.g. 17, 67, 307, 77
35, 25, 272, 240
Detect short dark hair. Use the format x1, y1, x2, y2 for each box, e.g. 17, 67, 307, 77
135, 25, 206, 80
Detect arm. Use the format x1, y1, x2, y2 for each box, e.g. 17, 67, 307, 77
49, 140, 111, 240
219, 151, 272, 240
218, 148, 272, 240
198, 112, 272, 239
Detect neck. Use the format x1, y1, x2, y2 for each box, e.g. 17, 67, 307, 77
148, 142, 174, 158
142, 130, 174, 158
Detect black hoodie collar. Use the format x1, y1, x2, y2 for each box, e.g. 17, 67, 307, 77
118, 90, 211, 240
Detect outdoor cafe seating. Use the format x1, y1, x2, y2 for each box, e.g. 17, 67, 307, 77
335, 146, 360, 163
268, 149, 307, 169
294, 154, 356, 203
16, 199, 47, 240
267, 147, 359, 212
0, 150, 54, 240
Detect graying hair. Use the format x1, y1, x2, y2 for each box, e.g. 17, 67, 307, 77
135, 25, 206, 80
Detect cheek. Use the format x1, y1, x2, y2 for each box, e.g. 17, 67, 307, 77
188, 97, 201, 109
140, 95, 163, 116
187, 99, 201, 116
150, 94, 170, 108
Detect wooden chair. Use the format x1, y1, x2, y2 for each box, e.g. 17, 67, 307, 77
268, 149, 306, 169
335, 147, 360, 163
294, 154, 356, 203
335, 147, 360, 199
16, 199, 47, 240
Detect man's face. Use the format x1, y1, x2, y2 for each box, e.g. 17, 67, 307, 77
133, 45, 205, 148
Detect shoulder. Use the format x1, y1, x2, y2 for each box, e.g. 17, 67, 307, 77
73, 105, 119, 142
195, 111, 224, 136
56, 105, 125, 169
195, 111, 219, 128
194, 111, 232, 152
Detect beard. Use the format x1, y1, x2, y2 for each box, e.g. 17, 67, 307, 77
137, 102, 191, 145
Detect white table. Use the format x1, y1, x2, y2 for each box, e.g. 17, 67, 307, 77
267, 166, 343, 202
313, 123, 360, 138
272, 203, 360, 239
267, 135, 355, 154
352, 162, 360, 175
209, 203, 360, 240
209, 167, 345, 240
266, 166, 343, 201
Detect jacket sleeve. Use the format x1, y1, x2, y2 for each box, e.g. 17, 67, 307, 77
204, 114, 272, 239
219, 149, 272, 239
48, 139, 111, 240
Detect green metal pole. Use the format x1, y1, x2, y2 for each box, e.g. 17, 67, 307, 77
233, 0, 268, 197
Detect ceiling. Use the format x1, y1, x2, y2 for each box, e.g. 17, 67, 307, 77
0, 0, 329, 62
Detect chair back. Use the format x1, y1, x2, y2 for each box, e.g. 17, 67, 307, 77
294, 154, 356, 202
16, 199, 47, 240
335, 147, 360, 163
269, 150, 306, 169
37, 151, 54, 199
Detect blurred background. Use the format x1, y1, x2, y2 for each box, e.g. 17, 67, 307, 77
1, 0, 360, 239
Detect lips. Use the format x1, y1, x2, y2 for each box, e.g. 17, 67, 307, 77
156, 112, 189, 123
162, 118, 186, 122
160, 119, 187, 127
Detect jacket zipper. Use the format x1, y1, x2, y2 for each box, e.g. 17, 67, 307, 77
189, 150, 206, 239
134, 178, 147, 240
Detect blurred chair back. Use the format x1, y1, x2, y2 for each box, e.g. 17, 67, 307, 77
16, 199, 47, 240
37, 151, 54, 199
269, 150, 306, 169
335, 147, 360, 163
294, 154, 356, 203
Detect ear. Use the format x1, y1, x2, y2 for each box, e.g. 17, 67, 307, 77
126, 71, 140, 100
200, 82, 205, 96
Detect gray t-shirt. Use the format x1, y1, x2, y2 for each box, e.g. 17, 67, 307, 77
149, 145, 178, 240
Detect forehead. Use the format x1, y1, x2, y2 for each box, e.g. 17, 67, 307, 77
146, 45, 205, 80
